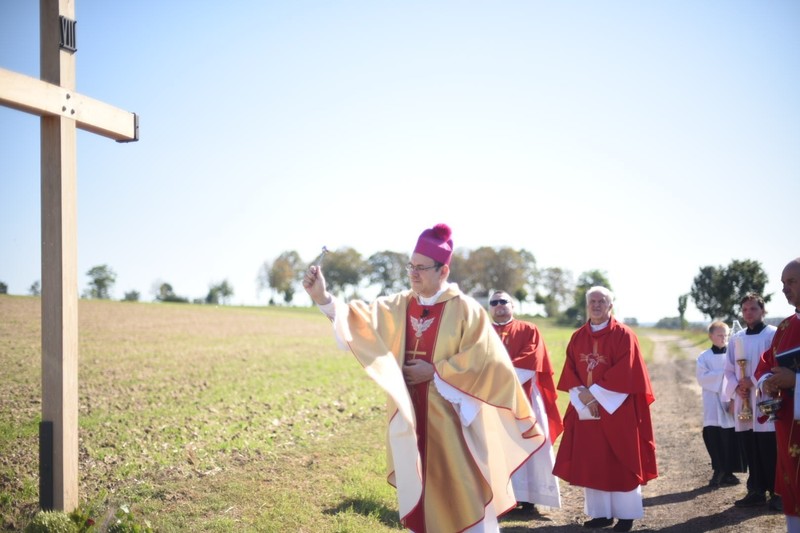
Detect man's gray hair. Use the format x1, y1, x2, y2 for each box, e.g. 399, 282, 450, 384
585, 286, 615, 304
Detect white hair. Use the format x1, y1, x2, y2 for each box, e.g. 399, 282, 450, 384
585, 286, 614, 304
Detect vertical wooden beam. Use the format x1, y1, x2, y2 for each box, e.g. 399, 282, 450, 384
39, 0, 79, 512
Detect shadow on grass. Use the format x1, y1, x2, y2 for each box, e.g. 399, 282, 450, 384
324, 497, 401, 528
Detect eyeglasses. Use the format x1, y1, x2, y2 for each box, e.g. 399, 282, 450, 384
406, 263, 439, 273
489, 299, 509, 306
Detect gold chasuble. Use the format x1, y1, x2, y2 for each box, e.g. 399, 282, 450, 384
332, 285, 545, 532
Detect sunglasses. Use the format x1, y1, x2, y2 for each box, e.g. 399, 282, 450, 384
489, 299, 509, 306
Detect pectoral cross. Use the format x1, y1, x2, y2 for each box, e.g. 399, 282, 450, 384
0, 0, 137, 512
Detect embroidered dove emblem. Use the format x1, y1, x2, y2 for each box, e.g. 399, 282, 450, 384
411, 316, 435, 338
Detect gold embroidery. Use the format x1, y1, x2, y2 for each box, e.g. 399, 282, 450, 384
405, 338, 427, 360
790, 444, 800, 458
579, 340, 608, 387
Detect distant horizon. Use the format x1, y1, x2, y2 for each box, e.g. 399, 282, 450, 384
2, 1, 798, 325
2, 271, 792, 329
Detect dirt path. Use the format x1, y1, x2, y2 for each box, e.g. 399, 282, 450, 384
501, 333, 785, 532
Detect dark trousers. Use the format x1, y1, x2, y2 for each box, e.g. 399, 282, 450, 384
738, 429, 777, 494
703, 425, 745, 474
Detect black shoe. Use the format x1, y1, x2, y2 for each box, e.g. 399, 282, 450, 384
720, 473, 740, 486
613, 519, 634, 532
734, 491, 767, 507
769, 494, 783, 512
506, 501, 537, 517
583, 517, 614, 528
709, 470, 724, 487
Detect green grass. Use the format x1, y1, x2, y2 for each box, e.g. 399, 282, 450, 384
1, 296, 657, 531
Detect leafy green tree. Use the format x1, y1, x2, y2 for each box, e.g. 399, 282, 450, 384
447, 249, 471, 292
655, 316, 683, 329
535, 267, 573, 318
154, 282, 188, 303
206, 279, 234, 305
260, 251, 304, 304
29, 280, 41, 296
514, 287, 529, 308
323, 247, 366, 299
677, 293, 689, 330
367, 250, 409, 296
560, 270, 612, 326
0, 281, 7, 294
690, 259, 770, 322
123, 290, 140, 302
462, 246, 537, 298
86, 265, 116, 299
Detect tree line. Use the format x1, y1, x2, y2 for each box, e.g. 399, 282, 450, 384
259, 246, 614, 326
261, 249, 773, 328
0, 255, 771, 328
0, 265, 234, 306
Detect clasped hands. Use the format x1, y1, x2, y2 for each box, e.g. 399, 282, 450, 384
404, 359, 434, 385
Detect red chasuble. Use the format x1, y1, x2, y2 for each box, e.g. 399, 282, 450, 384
493, 319, 563, 443
553, 317, 657, 492
755, 314, 800, 517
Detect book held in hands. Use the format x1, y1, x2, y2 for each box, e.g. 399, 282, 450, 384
776, 345, 800, 372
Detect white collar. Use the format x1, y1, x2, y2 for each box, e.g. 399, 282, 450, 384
417, 283, 449, 306
493, 318, 513, 326
590, 319, 610, 332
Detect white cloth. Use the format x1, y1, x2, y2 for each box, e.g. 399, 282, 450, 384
584, 486, 643, 520
696, 347, 735, 428
510, 368, 562, 508
723, 326, 777, 432
569, 385, 627, 420
463, 508, 499, 533
434, 375, 482, 426
569, 388, 600, 420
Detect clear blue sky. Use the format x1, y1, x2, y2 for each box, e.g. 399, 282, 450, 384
2, 1, 798, 323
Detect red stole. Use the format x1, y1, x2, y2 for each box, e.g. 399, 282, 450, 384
402, 298, 445, 533
755, 314, 800, 516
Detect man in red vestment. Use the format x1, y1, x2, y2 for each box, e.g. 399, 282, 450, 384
303, 224, 545, 533
489, 289, 563, 516
756, 258, 800, 532
553, 286, 657, 533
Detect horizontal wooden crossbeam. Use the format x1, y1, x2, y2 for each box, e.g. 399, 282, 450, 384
0, 67, 138, 142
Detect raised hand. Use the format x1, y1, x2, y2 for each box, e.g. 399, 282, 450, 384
303, 265, 331, 305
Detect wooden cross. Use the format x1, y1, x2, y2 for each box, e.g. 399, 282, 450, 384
0, 0, 138, 512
